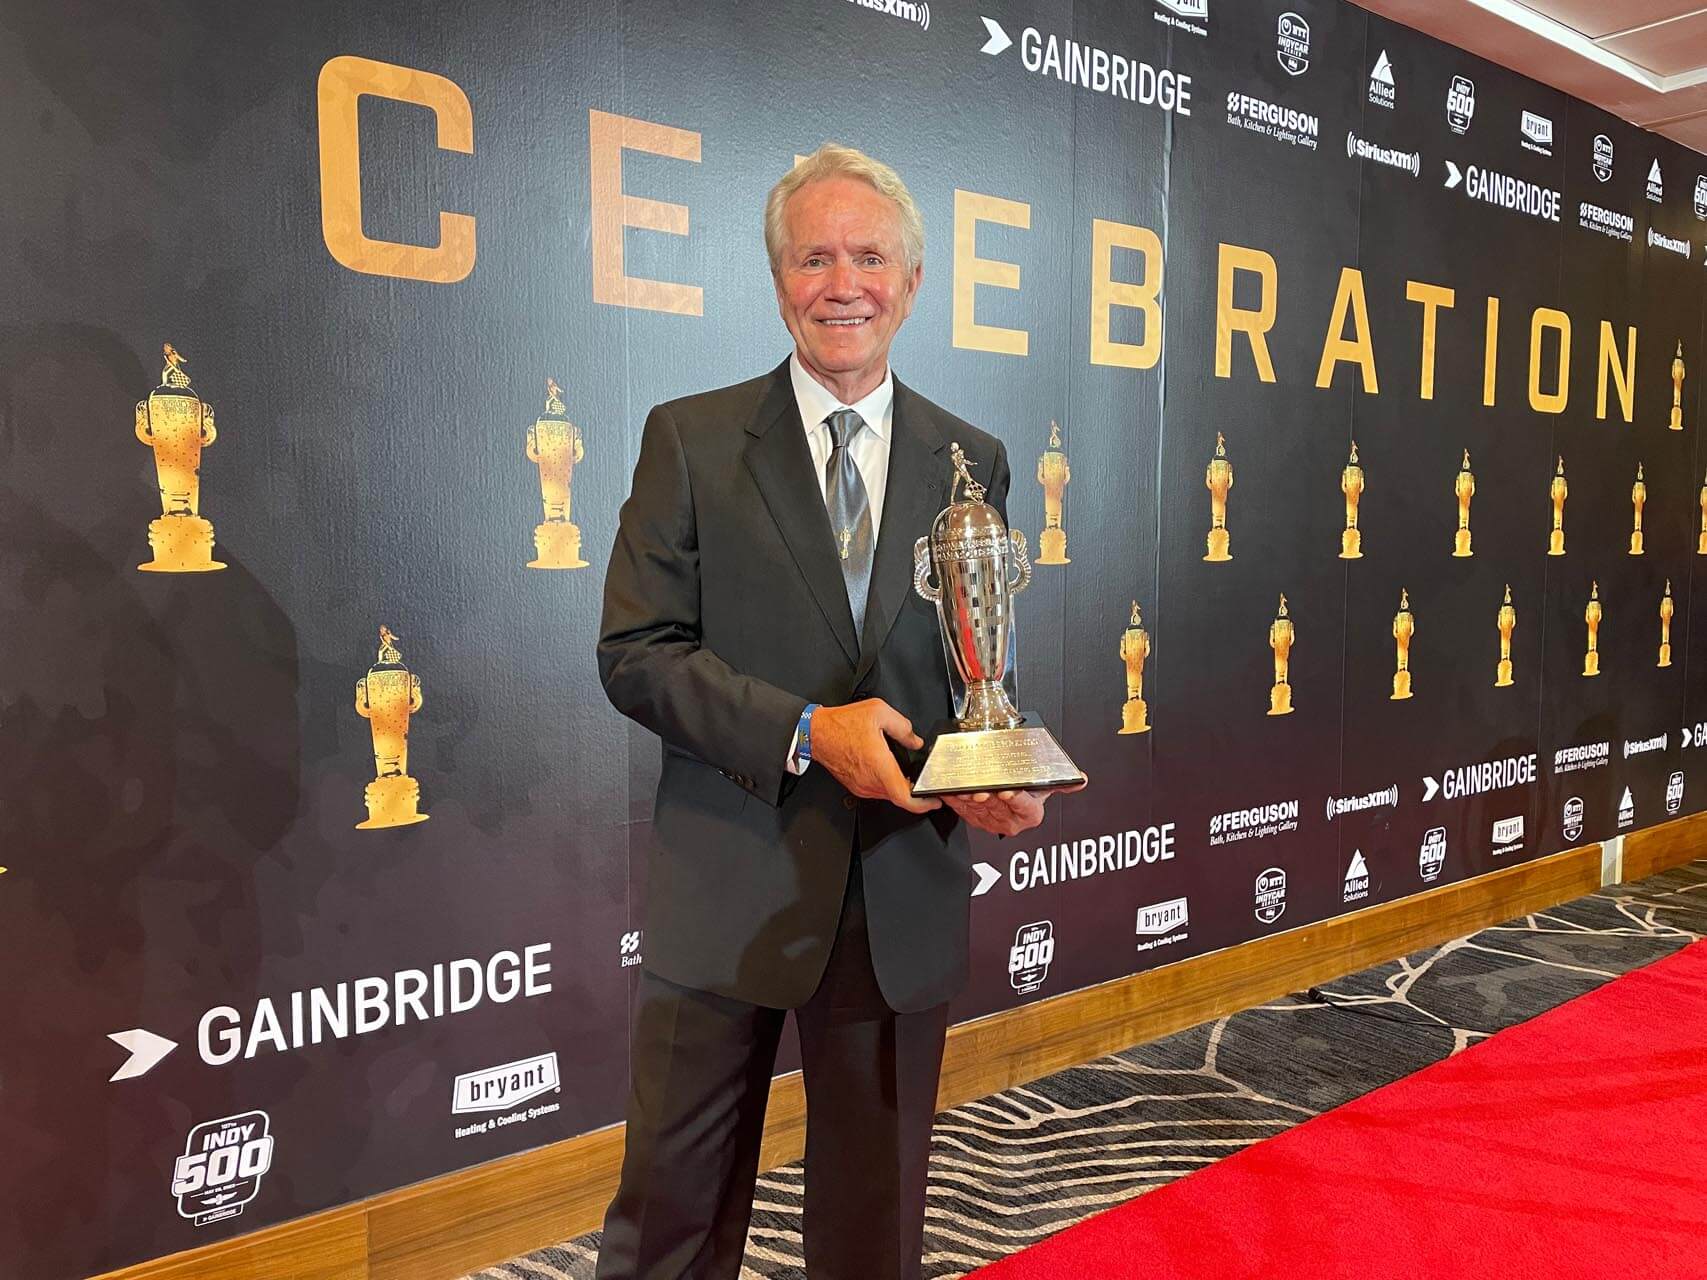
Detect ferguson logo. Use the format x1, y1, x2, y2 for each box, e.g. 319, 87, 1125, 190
1209, 799, 1299, 845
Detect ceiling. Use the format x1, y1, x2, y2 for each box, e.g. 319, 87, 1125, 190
1354, 0, 1707, 152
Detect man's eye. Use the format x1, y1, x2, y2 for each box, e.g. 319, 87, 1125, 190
860, 256, 884, 267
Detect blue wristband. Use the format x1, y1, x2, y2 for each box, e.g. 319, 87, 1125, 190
796, 703, 820, 764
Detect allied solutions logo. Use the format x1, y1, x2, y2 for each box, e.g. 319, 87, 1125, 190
1447, 75, 1476, 134
1009, 921, 1056, 994
979, 18, 1193, 113
171, 1111, 275, 1226
1368, 50, 1395, 109
1136, 897, 1190, 953
452, 1053, 562, 1140
1326, 783, 1399, 821
1419, 827, 1447, 883
1208, 798, 1299, 846
1618, 786, 1636, 830
1593, 134, 1614, 182
1254, 867, 1288, 924
1226, 93, 1320, 151
1343, 850, 1370, 904
843, 0, 930, 31
1276, 12, 1311, 76
1155, 0, 1208, 38
1648, 158, 1665, 203
1562, 795, 1585, 843
1348, 133, 1420, 178
1520, 110, 1554, 157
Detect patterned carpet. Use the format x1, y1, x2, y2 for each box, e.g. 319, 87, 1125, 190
467, 859, 1707, 1280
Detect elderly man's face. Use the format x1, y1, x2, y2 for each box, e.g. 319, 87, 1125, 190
773, 176, 922, 401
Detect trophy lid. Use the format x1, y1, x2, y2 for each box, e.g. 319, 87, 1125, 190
932, 443, 1007, 546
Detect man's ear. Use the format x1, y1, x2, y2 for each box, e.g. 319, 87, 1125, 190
903, 262, 924, 317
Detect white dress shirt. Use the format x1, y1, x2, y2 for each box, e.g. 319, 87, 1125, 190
784, 354, 896, 774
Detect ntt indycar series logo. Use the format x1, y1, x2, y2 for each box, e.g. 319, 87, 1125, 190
1209, 798, 1299, 846
1348, 133, 1420, 177
843, 0, 929, 30
1227, 93, 1320, 150
1325, 783, 1399, 821
1254, 868, 1288, 924
1276, 12, 1310, 76
1593, 134, 1614, 182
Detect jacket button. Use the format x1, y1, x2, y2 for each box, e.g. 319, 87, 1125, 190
843, 795, 857, 810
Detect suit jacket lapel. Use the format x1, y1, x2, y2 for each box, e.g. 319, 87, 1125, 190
743, 359, 861, 665
855, 377, 947, 685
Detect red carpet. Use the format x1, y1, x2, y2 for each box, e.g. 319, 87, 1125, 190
974, 940, 1707, 1279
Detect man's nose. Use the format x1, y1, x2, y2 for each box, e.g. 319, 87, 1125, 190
826, 258, 861, 297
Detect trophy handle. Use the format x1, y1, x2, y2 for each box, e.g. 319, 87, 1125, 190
1008, 530, 1032, 596
912, 536, 940, 603
200, 403, 217, 446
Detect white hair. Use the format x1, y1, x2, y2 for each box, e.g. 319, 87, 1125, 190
764, 142, 925, 274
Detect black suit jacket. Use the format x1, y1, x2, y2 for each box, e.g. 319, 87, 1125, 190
598, 358, 1010, 1013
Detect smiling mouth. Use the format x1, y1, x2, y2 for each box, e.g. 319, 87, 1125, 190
820, 317, 870, 327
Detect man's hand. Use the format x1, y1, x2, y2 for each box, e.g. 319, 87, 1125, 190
810, 700, 941, 815
942, 780, 1087, 838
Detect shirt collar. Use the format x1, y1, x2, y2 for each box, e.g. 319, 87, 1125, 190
789, 352, 894, 444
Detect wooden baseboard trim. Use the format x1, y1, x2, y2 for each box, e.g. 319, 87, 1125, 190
96, 818, 1704, 1280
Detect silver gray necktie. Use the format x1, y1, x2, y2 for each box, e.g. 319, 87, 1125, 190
824, 408, 875, 630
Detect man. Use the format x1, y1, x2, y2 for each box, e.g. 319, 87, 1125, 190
595, 144, 1076, 1280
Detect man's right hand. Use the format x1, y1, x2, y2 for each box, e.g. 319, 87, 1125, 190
810, 700, 941, 815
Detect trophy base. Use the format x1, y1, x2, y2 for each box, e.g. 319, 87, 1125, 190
1119, 698, 1150, 735
1671, 410, 1683, 431
1453, 530, 1472, 558
913, 713, 1085, 797
1037, 528, 1069, 565
529, 521, 587, 570
1548, 532, 1565, 557
1659, 645, 1673, 669
139, 515, 225, 573
1582, 654, 1600, 678
357, 776, 430, 829
1629, 532, 1644, 556
1495, 660, 1514, 687
1339, 530, 1362, 560
1204, 529, 1230, 562
1268, 684, 1293, 716
1698, 532, 1707, 556
1391, 670, 1412, 701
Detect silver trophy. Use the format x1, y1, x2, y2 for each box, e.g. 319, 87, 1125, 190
911, 444, 1085, 796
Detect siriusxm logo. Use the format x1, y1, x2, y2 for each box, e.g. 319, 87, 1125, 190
1593, 134, 1613, 182
453, 1053, 561, 1115
1326, 784, 1399, 821
844, 0, 930, 31
1447, 75, 1475, 134
1649, 228, 1691, 258
1625, 734, 1669, 759
1348, 133, 1420, 177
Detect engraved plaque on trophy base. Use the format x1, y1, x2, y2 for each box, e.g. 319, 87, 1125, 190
913, 713, 1085, 797
140, 514, 225, 573
530, 520, 587, 569
359, 776, 430, 829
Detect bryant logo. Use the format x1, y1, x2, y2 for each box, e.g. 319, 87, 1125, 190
453, 1052, 560, 1114
1254, 867, 1287, 924
1667, 771, 1685, 815
1276, 12, 1310, 76
1593, 134, 1614, 182
1491, 815, 1525, 857
1447, 75, 1475, 134
1419, 827, 1447, 882
1157, 0, 1207, 16
171, 1111, 275, 1226
1562, 796, 1585, 843
1009, 921, 1055, 995
1520, 110, 1553, 155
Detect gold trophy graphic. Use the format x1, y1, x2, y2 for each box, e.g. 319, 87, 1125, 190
1118, 601, 1151, 735
354, 626, 430, 829
525, 378, 588, 569
1268, 594, 1295, 717
1204, 433, 1233, 562
1699, 469, 1707, 555
1391, 588, 1414, 701
1495, 584, 1516, 687
1582, 582, 1602, 678
1453, 449, 1475, 557
134, 343, 225, 573
1036, 420, 1071, 565
1629, 463, 1647, 556
1548, 456, 1568, 556
1339, 442, 1364, 560
1671, 341, 1686, 431
1659, 580, 1675, 668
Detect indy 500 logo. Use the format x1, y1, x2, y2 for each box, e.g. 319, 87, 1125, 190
171, 1111, 275, 1225
1009, 921, 1055, 995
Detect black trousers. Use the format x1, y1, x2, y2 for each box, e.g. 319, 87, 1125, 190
594, 854, 951, 1280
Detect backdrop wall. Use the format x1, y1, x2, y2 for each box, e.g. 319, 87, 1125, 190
3, 2, 1705, 1276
